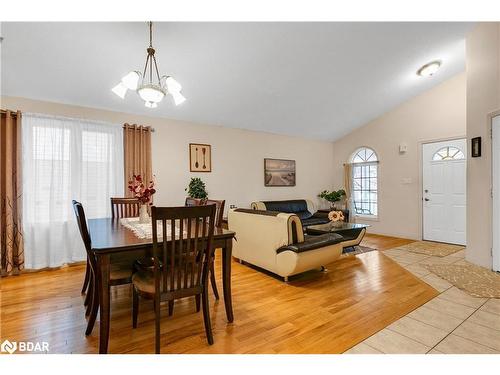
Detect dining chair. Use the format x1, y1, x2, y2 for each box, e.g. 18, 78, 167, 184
184, 197, 206, 206
80, 197, 139, 297
131, 204, 217, 353
203, 199, 225, 300
72, 200, 134, 336
111, 197, 141, 218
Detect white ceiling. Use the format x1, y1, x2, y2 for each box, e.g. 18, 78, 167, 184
1, 22, 473, 141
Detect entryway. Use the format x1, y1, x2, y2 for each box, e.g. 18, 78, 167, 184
422, 139, 467, 245
491, 115, 500, 272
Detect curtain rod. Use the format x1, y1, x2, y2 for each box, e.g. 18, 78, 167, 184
123, 124, 155, 132
1, 109, 20, 116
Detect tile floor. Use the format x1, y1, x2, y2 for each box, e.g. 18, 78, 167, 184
344, 247, 500, 354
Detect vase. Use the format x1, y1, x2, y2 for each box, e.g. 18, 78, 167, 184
139, 204, 149, 223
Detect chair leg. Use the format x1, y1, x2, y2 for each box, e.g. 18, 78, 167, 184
81, 258, 90, 295
168, 301, 174, 316
85, 276, 94, 315
155, 294, 161, 354
132, 287, 139, 328
85, 280, 99, 336
195, 295, 201, 312
201, 286, 214, 345
210, 262, 220, 300
84, 273, 93, 307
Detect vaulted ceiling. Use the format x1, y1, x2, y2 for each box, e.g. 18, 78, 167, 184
1, 22, 473, 140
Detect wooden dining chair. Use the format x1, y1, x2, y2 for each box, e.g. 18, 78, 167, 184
203, 199, 225, 300
111, 197, 141, 218
80, 197, 140, 297
72, 200, 134, 336
184, 197, 206, 207
131, 204, 217, 353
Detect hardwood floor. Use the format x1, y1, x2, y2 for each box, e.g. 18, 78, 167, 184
0, 234, 437, 354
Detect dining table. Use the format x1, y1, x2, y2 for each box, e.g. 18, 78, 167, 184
87, 217, 236, 354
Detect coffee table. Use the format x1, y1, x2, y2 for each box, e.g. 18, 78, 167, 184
305, 222, 370, 251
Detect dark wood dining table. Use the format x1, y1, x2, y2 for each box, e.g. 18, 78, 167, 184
87, 217, 236, 354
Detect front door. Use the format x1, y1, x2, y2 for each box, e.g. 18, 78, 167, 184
422, 139, 467, 245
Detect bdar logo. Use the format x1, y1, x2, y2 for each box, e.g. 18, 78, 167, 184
1, 339, 17, 354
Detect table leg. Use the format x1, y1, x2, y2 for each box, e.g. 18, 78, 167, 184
221, 238, 234, 323
97, 254, 110, 354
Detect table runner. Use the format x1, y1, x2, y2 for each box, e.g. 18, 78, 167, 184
120, 217, 182, 239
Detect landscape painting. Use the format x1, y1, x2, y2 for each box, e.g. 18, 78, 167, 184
264, 158, 296, 186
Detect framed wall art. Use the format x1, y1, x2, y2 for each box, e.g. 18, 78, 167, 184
189, 143, 212, 172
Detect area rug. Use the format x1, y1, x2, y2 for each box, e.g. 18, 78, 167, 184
396, 241, 464, 257
424, 262, 500, 298
341, 245, 376, 257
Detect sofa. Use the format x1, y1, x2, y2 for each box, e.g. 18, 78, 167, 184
251, 199, 330, 227
228, 208, 344, 281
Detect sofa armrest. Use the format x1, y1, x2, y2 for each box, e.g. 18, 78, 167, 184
312, 211, 329, 219
276, 233, 343, 254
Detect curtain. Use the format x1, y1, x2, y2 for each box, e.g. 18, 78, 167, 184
1, 110, 24, 275
123, 123, 152, 196
22, 113, 124, 269
343, 163, 354, 222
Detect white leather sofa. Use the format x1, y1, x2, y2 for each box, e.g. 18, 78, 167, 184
228, 208, 344, 281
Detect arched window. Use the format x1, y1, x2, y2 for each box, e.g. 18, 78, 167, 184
432, 146, 465, 161
350, 147, 378, 217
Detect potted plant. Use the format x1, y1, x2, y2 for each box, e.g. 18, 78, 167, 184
185, 177, 208, 199
128, 174, 156, 223
318, 189, 346, 210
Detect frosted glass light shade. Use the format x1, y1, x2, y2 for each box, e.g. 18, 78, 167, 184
171, 91, 186, 105
137, 84, 165, 103
121, 71, 141, 90
111, 82, 128, 99
417, 60, 441, 77
165, 76, 182, 93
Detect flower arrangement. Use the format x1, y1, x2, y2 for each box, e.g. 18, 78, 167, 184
128, 174, 156, 205
328, 210, 345, 222
318, 189, 346, 209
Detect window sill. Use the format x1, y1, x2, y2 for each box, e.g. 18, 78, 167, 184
355, 214, 379, 222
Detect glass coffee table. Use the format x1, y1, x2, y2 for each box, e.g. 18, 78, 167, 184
305, 222, 370, 251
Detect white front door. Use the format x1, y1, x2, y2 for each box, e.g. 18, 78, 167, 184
422, 139, 467, 245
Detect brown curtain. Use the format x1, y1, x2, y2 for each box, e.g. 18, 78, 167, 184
0, 110, 24, 275
123, 123, 153, 196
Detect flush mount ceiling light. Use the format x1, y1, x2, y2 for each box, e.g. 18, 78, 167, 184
417, 60, 442, 77
112, 22, 186, 108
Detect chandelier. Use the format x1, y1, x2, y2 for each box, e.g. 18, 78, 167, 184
112, 21, 185, 108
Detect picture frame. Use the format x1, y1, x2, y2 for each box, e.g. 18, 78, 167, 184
471, 137, 481, 158
264, 158, 296, 187
189, 143, 212, 172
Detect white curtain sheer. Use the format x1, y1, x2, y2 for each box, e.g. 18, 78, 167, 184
22, 113, 124, 269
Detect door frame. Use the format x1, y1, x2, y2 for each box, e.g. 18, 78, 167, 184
490, 109, 500, 272
418, 135, 467, 242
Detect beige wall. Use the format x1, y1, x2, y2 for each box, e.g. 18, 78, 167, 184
1, 96, 335, 215
331, 73, 466, 239
466, 23, 500, 268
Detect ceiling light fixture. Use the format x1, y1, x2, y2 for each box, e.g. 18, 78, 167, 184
417, 60, 442, 77
111, 22, 185, 108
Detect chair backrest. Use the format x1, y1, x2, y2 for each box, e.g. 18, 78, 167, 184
204, 199, 225, 228
111, 197, 141, 218
151, 205, 216, 298
72, 200, 95, 261
184, 197, 205, 207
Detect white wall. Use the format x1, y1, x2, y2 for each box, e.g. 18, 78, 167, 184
465, 23, 500, 269
331, 73, 466, 239
1, 96, 335, 215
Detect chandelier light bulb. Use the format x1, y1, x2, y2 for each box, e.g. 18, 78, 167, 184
111, 82, 128, 99
121, 71, 141, 90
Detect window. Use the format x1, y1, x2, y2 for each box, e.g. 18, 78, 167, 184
22, 113, 124, 269
432, 146, 465, 161
351, 147, 378, 217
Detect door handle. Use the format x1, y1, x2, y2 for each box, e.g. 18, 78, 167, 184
424, 198, 430, 201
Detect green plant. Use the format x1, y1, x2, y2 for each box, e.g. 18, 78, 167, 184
318, 189, 346, 203
185, 177, 208, 199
